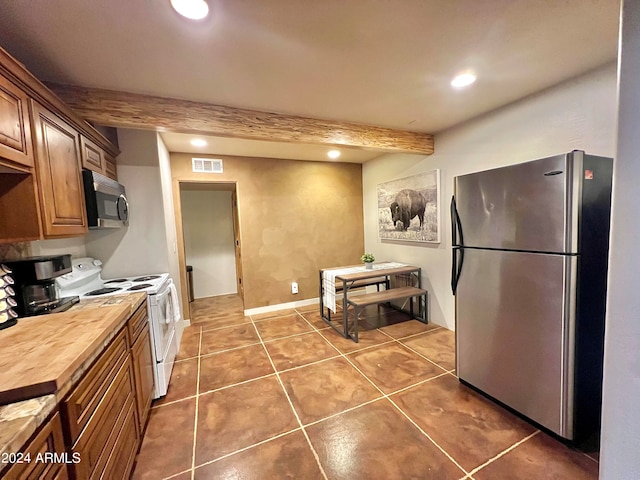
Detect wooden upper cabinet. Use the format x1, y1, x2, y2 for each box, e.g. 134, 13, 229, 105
104, 153, 117, 180
80, 134, 104, 172
30, 100, 87, 237
0, 74, 33, 167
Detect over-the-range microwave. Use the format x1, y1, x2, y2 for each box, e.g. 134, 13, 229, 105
82, 169, 129, 229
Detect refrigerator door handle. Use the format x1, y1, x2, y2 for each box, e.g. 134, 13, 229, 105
451, 196, 464, 246
451, 196, 465, 294
451, 247, 465, 294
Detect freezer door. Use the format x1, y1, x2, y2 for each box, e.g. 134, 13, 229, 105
456, 249, 577, 438
454, 153, 580, 253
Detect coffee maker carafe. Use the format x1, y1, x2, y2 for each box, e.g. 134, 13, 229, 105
4, 255, 80, 317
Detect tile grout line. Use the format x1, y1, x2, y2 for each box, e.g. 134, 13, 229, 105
198, 371, 278, 396
252, 310, 302, 323
197, 327, 330, 362
384, 393, 470, 477
163, 468, 193, 480
151, 393, 198, 410
189, 303, 467, 478
190, 326, 203, 480
192, 428, 303, 471
302, 396, 386, 428
377, 327, 453, 372
199, 320, 252, 332
467, 430, 541, 477
386, 370, 452, 397
329, 340, 470, 477
248, 314, 330, 480
582, 451, 600, 465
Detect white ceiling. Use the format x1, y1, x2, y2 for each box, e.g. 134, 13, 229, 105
0, 0, 620, 161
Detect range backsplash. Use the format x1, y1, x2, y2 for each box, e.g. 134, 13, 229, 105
0, 242, 31, 262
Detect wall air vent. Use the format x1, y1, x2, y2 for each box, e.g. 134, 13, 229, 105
192, 158, 223, 174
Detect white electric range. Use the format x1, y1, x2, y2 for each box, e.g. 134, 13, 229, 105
56, 257, 180, 399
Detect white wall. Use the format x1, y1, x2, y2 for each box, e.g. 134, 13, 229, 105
157, 134, 185, 323
85, 129, 170, 277
599, 0, 640, 477
181, 189, 237, 298
362, 63, 618, 330
29, 236, 86, 258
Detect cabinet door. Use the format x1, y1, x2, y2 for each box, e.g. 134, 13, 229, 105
0, 74, 33, 167
104, 154, 117, 180
80, 135, 104, 173
30, 101, 87, 237
132, 323, 154, 432
1, 411, 68, 480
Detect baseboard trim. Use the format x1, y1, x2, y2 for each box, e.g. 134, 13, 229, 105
244, 297, 320, 316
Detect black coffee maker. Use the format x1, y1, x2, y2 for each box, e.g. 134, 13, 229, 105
4, 255, 79, 317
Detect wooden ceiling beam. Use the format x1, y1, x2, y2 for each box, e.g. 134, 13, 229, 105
48, 83, 434, 155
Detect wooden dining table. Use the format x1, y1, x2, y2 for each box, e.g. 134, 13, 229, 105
319, 262, 426, 341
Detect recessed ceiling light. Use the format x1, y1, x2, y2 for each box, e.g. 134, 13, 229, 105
327, 150, 341, 159
171, 0, 209, 20
451, 72, 477, 88
191, 138, 207, 147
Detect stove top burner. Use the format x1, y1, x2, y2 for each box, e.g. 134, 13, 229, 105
85, 287, 123, 296
128, 283, 153, 291
132, 275, 161, 282
105, 279, 129, 284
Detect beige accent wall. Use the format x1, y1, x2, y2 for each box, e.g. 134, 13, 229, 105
171, 154, 364, 310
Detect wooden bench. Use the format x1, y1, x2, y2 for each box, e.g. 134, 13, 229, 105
345, 286, 427, 342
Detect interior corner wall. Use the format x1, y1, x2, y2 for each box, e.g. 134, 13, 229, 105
171, 155, 364, 310
157, 134, 184, 315
181, 189, 237, 298
85, 129, 170, 278
362, 63, 618, 330
599, 0, 640, 477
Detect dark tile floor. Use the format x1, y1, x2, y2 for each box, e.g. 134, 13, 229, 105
132, 294, 599, 480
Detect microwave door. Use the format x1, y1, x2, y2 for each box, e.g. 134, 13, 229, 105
82, 169, 128, 229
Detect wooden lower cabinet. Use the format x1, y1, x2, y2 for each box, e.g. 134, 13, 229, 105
61, 304, 153, 480
131, 324, 154, 433
2, 412, 69, 480
67, 356, 137, 479
3, 304, 154, 480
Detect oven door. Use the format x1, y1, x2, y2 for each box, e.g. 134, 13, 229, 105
148, 282, 176, 361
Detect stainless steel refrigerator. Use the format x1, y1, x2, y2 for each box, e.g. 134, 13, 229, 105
451, 150, 612, 441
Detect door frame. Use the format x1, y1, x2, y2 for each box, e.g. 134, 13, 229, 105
175, 180, 244, 322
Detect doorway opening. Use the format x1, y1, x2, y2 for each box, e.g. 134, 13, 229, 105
178, 182, 244, 320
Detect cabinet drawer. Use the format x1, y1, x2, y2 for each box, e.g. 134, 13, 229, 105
63, 329, 128, 442
70, 356, 136, 480
127, 302, 148, 345
2, 411, 67, 480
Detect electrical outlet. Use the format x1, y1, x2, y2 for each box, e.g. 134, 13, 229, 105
291, 282, 298, 294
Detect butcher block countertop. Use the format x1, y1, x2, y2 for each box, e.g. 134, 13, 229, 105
0, 292, 146, 459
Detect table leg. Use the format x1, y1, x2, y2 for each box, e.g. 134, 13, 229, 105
342, 279, 349, 339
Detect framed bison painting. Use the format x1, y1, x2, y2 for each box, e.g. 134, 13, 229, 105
377, 170, 440, 243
